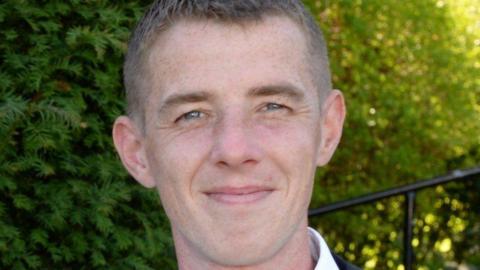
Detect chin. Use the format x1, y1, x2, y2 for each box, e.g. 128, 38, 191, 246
208, 241, 278, 267
201, 226, 285, 267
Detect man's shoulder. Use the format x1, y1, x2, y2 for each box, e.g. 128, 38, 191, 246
331, 253, 362, 270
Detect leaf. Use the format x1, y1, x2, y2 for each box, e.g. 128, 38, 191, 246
30, 229, 48, 247
12, 194, 35, 211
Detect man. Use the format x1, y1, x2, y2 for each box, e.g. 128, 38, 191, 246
113, 1, 359, 269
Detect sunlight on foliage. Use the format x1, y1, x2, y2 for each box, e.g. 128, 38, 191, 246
308, 0, 480, 268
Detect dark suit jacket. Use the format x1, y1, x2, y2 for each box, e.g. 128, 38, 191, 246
332, 253, 362, 270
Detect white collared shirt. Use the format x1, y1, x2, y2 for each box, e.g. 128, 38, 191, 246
308, 227, 339, 270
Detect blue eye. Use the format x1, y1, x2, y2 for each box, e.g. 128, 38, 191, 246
265, 103, 285, 111
177, 111, 204, 122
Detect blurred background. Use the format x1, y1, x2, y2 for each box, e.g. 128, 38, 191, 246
0, 0, 478, 269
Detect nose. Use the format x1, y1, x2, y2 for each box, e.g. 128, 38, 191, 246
210, 113, 262, 169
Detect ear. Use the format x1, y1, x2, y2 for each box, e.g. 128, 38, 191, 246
112, 116, 156, 188
316, 90, 346, 167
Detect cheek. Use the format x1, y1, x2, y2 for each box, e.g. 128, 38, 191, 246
256, 121, 319, 186
146, 129, 213, 191
256, 121, 319, 165
255, 122, 318, 210
145, 128, 214, 225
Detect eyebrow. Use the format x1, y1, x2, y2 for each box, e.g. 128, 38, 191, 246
247, 83, 305, 102
157, 83, 306, 113
158, 91, 213, 113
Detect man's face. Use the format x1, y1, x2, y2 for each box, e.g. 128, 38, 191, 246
137, 16, 331, 266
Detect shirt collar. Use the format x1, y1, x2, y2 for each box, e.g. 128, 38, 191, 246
308, 227, 339, 270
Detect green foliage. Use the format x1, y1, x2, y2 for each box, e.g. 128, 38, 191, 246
1, 0, 478, 269
305, 0, 480, 269
0, 1, 175, 269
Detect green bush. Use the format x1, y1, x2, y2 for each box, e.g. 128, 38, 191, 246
0, 1, 175, 269
1, 0, 478, 269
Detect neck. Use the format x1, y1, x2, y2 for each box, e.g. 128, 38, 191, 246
175, 218, 313, 270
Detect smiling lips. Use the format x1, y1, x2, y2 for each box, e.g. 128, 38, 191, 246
205, 186, 274, 205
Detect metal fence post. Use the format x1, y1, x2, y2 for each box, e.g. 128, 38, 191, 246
404, 191, 416, 270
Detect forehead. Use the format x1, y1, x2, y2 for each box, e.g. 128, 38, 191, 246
148, 15, 308, 55
144, 15, 315, 101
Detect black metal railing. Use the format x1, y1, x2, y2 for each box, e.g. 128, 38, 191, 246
308, 166, 480, 270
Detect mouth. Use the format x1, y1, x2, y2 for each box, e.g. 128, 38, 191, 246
204, 186, 275, 205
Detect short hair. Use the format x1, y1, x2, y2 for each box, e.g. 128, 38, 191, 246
124, 0, 332, 127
